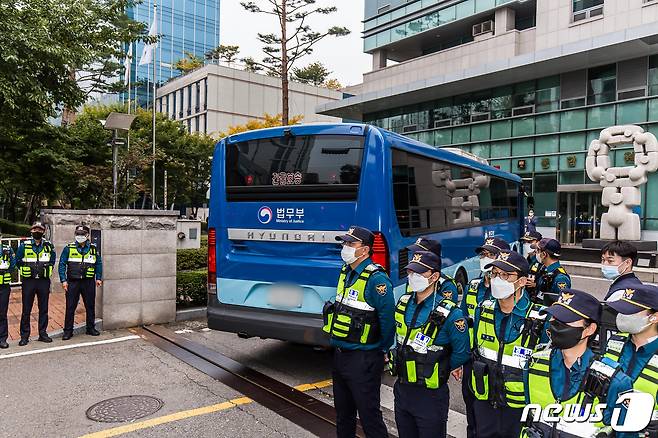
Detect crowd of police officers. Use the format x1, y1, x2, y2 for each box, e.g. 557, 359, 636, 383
0, 222, 102, 348
323, 226, 658, 438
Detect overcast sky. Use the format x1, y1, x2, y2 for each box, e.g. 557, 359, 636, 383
219, 0, 370, 86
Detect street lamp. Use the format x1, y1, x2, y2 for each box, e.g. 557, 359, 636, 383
101, 112, 137, 209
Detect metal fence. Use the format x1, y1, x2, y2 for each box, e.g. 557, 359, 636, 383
1, 237, 28, 287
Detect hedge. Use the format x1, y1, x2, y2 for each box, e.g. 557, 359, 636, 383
0, 219, 31, 237
177, 247, 206, 271
176, 270, 207, 306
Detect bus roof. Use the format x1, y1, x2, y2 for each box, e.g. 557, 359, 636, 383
223, 123, 521, 183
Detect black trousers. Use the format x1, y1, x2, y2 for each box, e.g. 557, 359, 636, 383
473, 400, 523, 438
394, 381, 449, 438
0, 285, 10, 343
65, 278, 96, 333
461, 361, 477, 438
20, 278, 50, 339
332, 348, 388, 438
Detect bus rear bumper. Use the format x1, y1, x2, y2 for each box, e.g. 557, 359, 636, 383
207, 297, 329, 346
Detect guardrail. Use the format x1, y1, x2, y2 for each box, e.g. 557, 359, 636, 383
1, 237, 28, 287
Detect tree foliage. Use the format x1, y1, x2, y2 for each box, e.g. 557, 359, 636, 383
240, 0, 349, 124
325, 78, 343, 90
292, 62, 331, 86
205, 45, 241, 64
174, 52, 204, 73
218, 113, 304, 139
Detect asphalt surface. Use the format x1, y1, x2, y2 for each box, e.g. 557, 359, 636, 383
0, 273, 619, 438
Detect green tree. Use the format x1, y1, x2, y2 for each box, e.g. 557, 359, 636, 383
292, 62, 332, 86
205, 45, 241, 64
174, 52, 204, 73
241, 57, 264, 73
325, 78, 343, 90
240, 0, 350, 125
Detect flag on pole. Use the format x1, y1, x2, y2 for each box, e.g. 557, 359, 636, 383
139, 15, 158, 66
124, 43, 133, 85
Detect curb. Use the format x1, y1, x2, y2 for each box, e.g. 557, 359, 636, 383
176, 306, 207, 322
46, 318, 104, 340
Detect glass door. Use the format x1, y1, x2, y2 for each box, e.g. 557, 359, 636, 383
558, 191, 602, 245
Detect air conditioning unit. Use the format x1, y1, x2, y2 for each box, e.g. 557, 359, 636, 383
512, 105, 534, 117
402, 124, 418, 133
434, 119, 452, 128
471, 112, 490, 122
472, 20, 493, 37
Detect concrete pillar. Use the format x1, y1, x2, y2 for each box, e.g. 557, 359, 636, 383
495, 7, 516, 34
372, 49, 388, 70
40, 209, 179, 330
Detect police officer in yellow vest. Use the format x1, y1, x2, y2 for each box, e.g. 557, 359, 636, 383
533, 238, 571, 306
522, 289, 632, 437
0, 238, 16, 349
605, 284, 658, 437
391, 251, 470, 438
469, 250, 546, 438
322, 226, 395, 438
460, 236, 510, 438
15, 222, 56, 345
58, 225, 103, 339
406, 237, 459, 302
521, 231, 543, 303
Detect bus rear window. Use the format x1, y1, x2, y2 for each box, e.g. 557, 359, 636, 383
226, 135, 364, 201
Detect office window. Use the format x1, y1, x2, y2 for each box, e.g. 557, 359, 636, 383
204, 78, 208, 110
203, 114, 207, 134
195, 116, 199, 132
179, 89, 184, 117
172, 92, 177, 119
195, 82, 201, 112
649, 56, 658, 96
573, 0, 603, 21
187, 85, 192, 115
588, 64, 616, 105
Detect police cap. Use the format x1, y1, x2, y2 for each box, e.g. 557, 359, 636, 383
335, 225, 374, 247
405, 251, 441, 274
475, 237, 510, 255
485, 250, 529, 276
542, 289, 602, 323
532, 238, 561, 257
520, 231, 543, 242
407, 237, 441, 258
75, 225, 90, 235
30, 222, 45, 232
607, 284, 658, 314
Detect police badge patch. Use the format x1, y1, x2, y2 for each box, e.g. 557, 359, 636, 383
454, 319, 466, 333
376, 284, 387, 296
557, 282, 567, 290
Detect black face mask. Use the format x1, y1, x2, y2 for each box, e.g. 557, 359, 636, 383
548, 319, 585, 350
31, 232, 44, 241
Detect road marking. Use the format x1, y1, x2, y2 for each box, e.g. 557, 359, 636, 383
78, 379, 334, 438
0, 335, 140, 360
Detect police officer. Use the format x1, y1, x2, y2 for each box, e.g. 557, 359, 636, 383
407, 237, 459, 302
469, 250, 546, 438
0, 238, 16, 349
460, 236, 510, 438
59, 225, 102, 339
392, 251, 470, 438
600, 240, 643, 301
605, 284, 658, 437
16, 222, 56, 345
322, 226, 395, 438
533, 238, 571, 306
521, 231, 543, 303
522, 289, 632, 437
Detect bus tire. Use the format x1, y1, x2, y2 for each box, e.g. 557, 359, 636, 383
454, 268, 468, 296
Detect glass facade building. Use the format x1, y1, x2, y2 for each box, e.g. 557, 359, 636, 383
125, 0, 220, 107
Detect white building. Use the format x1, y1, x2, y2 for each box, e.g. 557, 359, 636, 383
156, 64, 343, 137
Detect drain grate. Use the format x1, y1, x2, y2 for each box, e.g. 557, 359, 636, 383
86, 395, 164, 423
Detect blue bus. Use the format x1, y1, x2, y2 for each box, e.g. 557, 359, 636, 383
207, 123, 523, 345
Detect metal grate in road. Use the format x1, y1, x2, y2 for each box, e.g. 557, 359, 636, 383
86, 395, 164, 423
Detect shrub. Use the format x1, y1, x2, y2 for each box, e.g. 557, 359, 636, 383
177, 247, 206, 271
0, 219, 31, 237
176, 270, 207, 306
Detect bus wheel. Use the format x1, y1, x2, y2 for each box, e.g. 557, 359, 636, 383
454, 268, 467, 296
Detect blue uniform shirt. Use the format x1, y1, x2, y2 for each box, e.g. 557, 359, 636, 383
331, 258, 395, 352
473, 291, 549, 345
58, 241, 103, 282
459, 274, 491, 317
1, 245, 17, 272
402, 291, 470, 370
537, 262, 571, 295
604, 273, 643, 301
16, 239, 56, 267
438, 275, 459, 303
523, 348, 633, 425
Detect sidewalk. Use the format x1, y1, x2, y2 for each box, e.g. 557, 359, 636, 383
7, 288, 86, 341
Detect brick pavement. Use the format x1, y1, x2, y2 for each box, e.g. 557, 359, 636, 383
7, 288, 86, 341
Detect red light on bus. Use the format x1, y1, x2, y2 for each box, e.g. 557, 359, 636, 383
246, 175, 254, 185
371, 232, 390, 274
208, 228, 217, 295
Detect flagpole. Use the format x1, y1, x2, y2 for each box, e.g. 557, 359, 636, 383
151, 0, 157, 209
127, 43, 131, 209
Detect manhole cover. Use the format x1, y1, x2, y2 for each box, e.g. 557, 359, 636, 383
86, 395, 164, 423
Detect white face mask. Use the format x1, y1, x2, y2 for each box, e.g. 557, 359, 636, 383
616, 312, 653, 334
480, 257, 494, 272
491, 276, 517, 299
523, 244, 534, 256
341, 245, 359, 264
75, 235, 88, 244
408, 272, 431, 292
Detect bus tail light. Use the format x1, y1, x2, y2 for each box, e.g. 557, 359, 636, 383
208, 227, 217, 295
371, 232, 390, 274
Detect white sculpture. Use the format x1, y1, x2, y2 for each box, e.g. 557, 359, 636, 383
432, 163, 490, 224
586, 125, 658, 241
